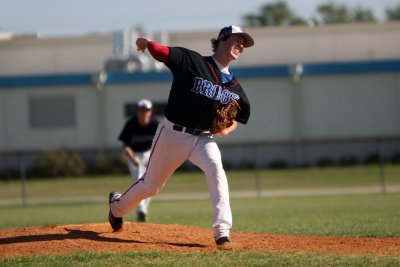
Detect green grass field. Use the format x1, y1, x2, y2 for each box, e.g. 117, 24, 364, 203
1, 194, 400, 266
1, 165, 399, 204
1, 166, 400, 266
1, 194, 399, 236
2, 251, 400, 267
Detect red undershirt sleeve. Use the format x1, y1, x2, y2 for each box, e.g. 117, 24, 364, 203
147, 41, 170, 62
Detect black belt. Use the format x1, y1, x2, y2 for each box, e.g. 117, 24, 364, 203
173, 124, 203, 136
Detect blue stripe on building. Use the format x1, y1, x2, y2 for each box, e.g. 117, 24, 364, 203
1, 59, 400, 89
302, 59, 400, 75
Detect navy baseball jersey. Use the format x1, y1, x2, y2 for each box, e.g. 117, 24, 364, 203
118, 116, 159, 152
163, 47, 251, 129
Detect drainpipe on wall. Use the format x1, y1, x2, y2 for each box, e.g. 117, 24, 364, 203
289, 63, 304, 167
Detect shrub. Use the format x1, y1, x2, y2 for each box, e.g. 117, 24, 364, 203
269, 159, 289, 169
339, 155, 358, 166
176, 161, 199, 172
35, 149, 87, 178
239, 161, 255, 170
391, 153, 400, 164
316, 157, 335, 167
222, 161, 234, 170
0, 168, 20, 180
363, 153, 381, 165
88, 153, 129, 175
94, 154, 114, 174
113, 153, 129, 174
297, 162, 311, 169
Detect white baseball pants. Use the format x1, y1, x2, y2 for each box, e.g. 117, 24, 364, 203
111, 118, 232, 240
127, 150, 151, 215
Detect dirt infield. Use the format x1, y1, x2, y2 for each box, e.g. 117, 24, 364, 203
1, 222, 400, 258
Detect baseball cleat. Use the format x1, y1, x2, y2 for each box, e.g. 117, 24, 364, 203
216, 236, 233, 249
136, 211, 147, 223
108, 191, 123, 232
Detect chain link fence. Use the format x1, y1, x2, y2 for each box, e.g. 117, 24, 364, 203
1, 137, 400, 206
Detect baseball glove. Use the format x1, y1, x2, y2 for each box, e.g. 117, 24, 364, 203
210, 99, 240, 134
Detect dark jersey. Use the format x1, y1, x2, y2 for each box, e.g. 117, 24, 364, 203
118, 116, 159, 152
163, 47, 251, 129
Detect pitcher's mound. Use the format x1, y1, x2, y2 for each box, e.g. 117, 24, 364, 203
1, 222, 400, 258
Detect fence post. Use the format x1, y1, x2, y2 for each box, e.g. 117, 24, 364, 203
377, 138, 387, 194
19, 152, 28, 206
254, 143, 262, 198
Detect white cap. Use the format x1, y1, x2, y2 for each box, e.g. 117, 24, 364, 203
137, 99, 152, 110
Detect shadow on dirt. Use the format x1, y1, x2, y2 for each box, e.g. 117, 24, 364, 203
0, 228, 207, 249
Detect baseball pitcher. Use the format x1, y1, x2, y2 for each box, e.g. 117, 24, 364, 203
109, 25, 253, 249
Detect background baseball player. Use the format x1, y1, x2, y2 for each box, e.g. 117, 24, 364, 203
118, 99, 159, 222
109, 25, 253, 249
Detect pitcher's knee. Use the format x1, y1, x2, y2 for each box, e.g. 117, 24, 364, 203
205, 162, 225, 178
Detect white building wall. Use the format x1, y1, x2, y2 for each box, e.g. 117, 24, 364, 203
0, 35, 112, 75
0, 86, 100, 151
170, 23, 400, 67
0, 91, 6, 150
0, 44, 57, 75
224, 78, 295, 143
1, 72, 400, 152
300, 73, 400, 139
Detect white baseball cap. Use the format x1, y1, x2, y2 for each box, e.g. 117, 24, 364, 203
137, 99, 152, 110
218, 25, 254, 48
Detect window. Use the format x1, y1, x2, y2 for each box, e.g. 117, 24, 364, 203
29, 95, 76, 129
